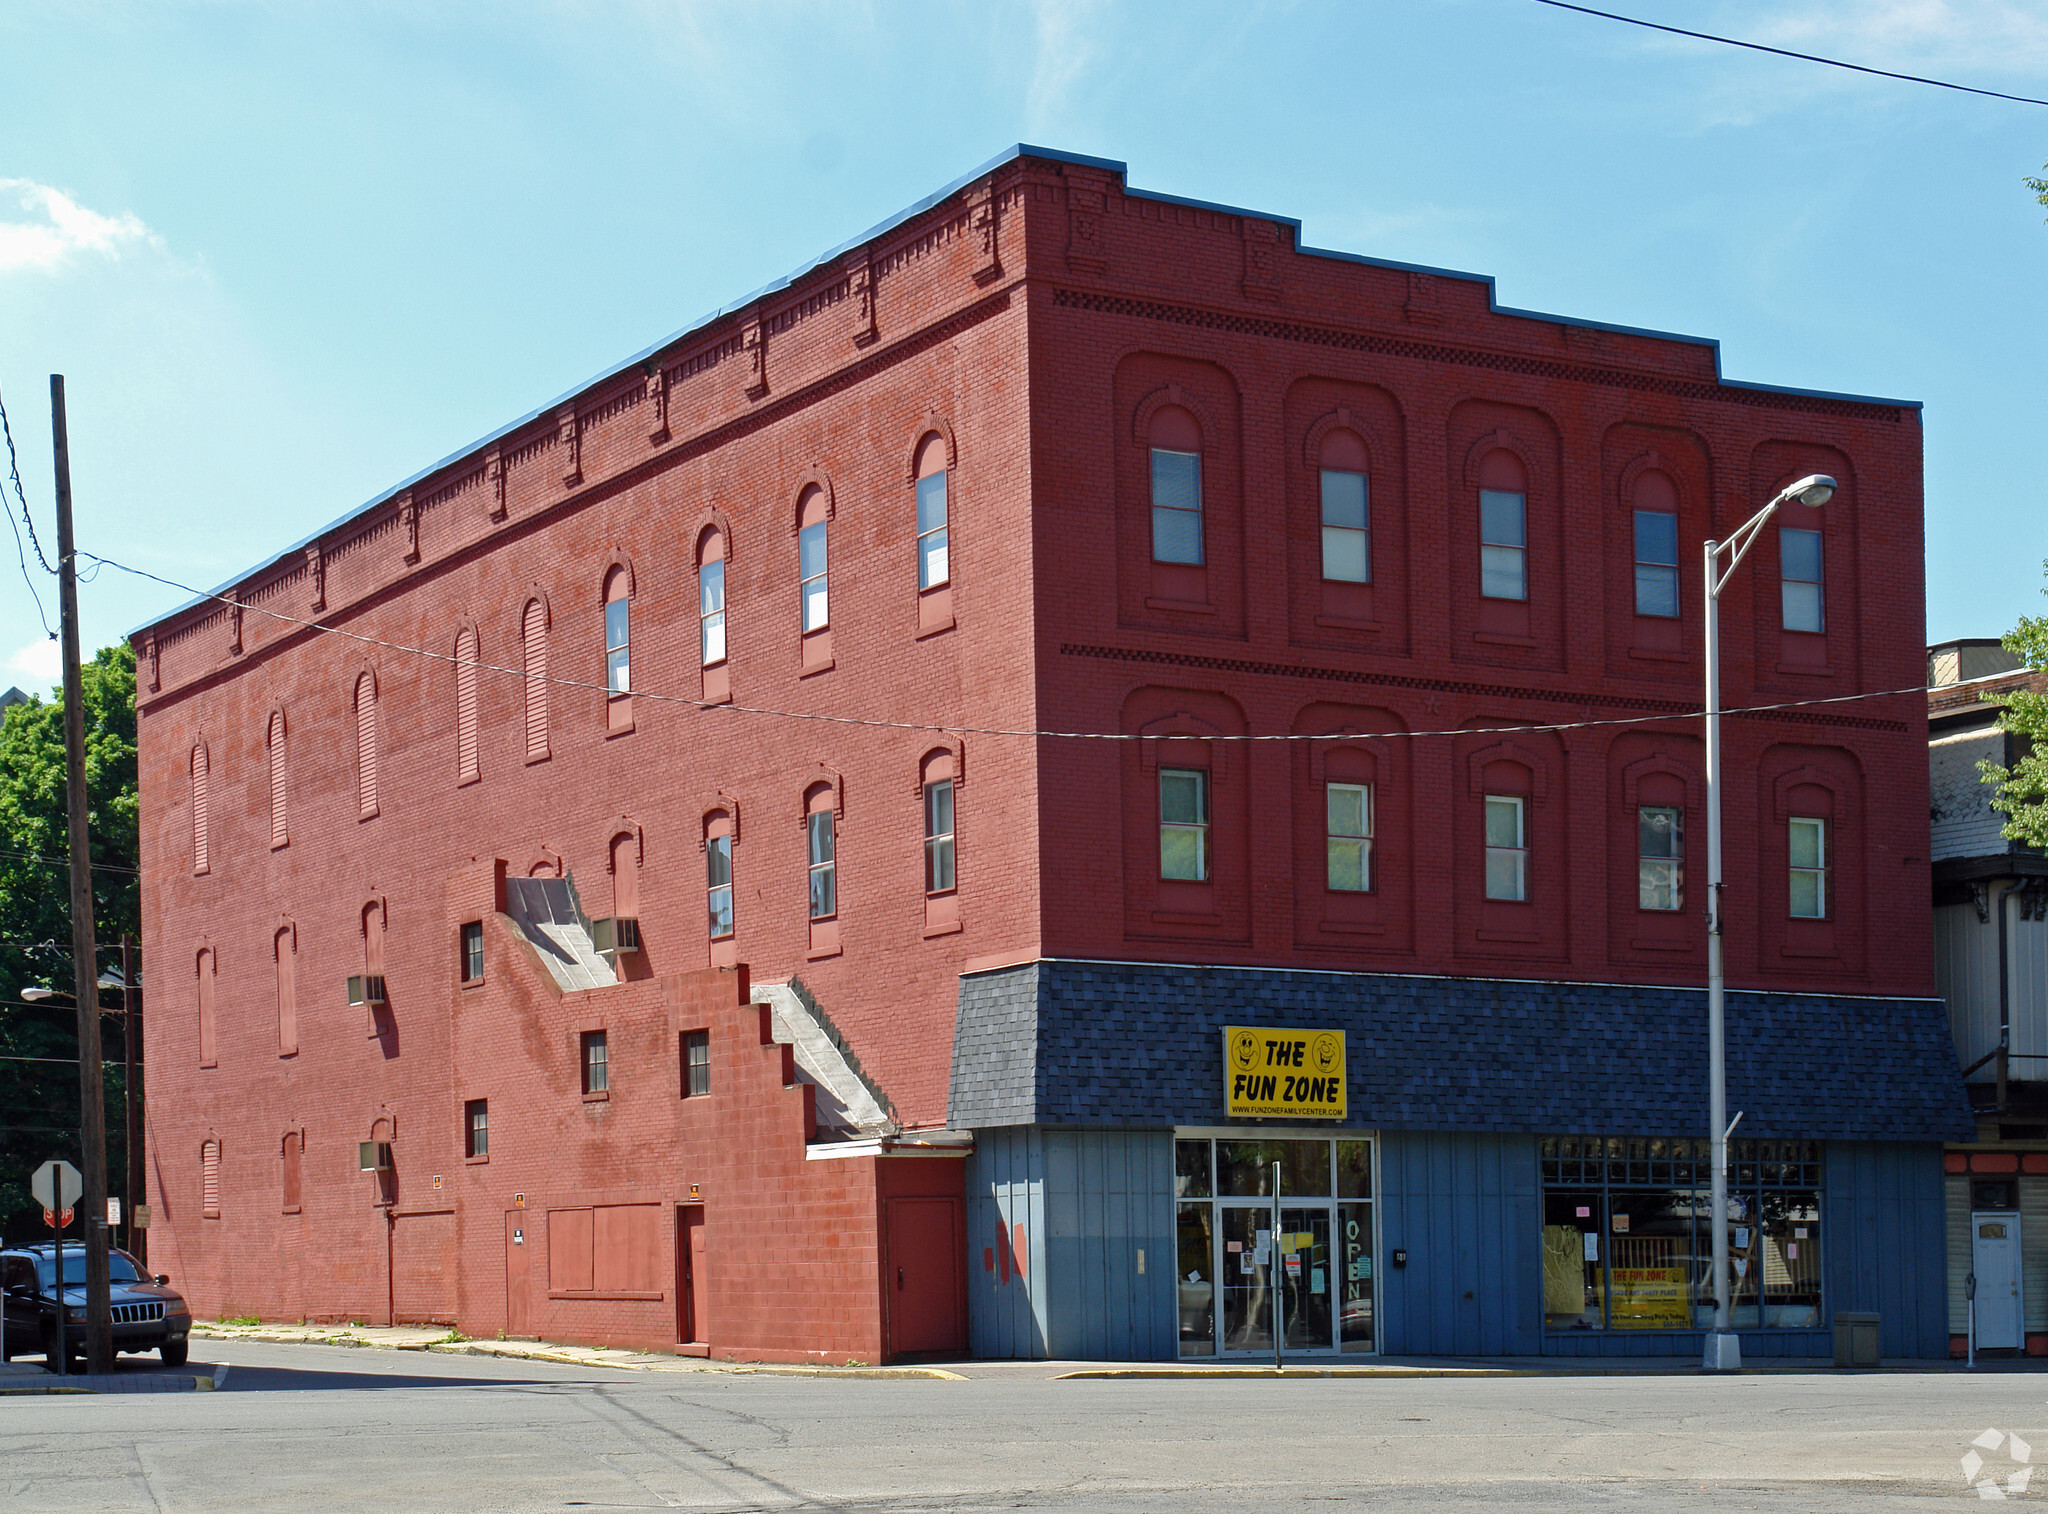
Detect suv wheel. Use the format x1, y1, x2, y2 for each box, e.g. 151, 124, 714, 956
159, 1340, 188, 1367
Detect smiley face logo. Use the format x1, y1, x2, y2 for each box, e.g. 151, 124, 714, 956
1230, 1029, 1259, 1072
1311, 1033, 1341, 1076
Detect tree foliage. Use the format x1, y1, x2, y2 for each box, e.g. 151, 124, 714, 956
1981, 567, 2048, 849
2031, 160, 2048, 218
0, 644, 138, 1243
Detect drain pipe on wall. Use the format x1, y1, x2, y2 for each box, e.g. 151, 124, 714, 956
1998, 882, 2023, 1112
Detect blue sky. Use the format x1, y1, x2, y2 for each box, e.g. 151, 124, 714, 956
1, 0, 2043, 691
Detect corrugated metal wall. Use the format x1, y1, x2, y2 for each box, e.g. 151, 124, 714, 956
1934, 889, 2048, 1082
1946, 1174, 1971, 1334
1377, 1130, 1542, 1356
1825, 1142, 1948, 1358
965, 1126, 1176, 1360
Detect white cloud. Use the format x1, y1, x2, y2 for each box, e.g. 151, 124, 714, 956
1024, 0, 1101, 132
0, 179, 160, 275
1746, 1, 2048, 77
6, 637, 61, 685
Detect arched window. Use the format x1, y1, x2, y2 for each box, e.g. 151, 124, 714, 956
799, 488, 829, 633
705, 811, 734, 942
281, 1131, 302, 1215
274, 925, 297, 1056
1149, 406, 1203, 565
454, 626, 480, 785
915, 434, 950, 591
201, 1138, 221, 1220
190, 743, 210, 874
698, 529, 727, 667
922, 751, 956, 895
806, 783, 837, 921
1478, 451, 1528, 602
1318, 430, 1370, 584
522, 598, 549, 762
197, 947, 217, 1068
267, 712, 288, 849
604, 567, 631, 697
1631, 470, 1680, 618
354, 672, 379, 819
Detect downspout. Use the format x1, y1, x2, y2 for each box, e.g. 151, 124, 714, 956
1998, 882, 2023, 1113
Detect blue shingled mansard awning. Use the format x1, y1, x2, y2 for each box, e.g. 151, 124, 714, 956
948, 959, 1974, 1143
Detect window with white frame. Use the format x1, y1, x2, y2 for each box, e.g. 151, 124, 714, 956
699, 557, 725, 665
1320, 470, 1370, 583
1638, 805, 1682, 910
1788, 816, 1828, 918
1634, 510, 1679, 618
1326, 782, 1372, 892
924, 778, 956, 894
1480, 490, 1527, 600
1780, 528, 1823, 634
800, 516, 829, 632
807, 806, 837, 920
1484, 794, 1527, 901
707, 833, 734, 940
1151, 449, 1203, 565
604, 593, 630, 695
1160, 768, 1209, 881
917, 468, 949, 590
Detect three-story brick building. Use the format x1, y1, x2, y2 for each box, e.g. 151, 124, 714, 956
133, 147, 1968, 1363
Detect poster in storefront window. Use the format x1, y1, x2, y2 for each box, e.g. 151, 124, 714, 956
1609, 1267, 1690, 1328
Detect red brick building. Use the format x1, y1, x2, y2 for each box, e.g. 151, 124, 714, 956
133, 148, 1967, 1363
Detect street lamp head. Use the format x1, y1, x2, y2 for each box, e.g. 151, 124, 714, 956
1784, 474, 1836, 509
19, 985, 57, 1001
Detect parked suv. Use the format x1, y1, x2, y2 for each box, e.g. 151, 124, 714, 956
1, 1243, 192, 1366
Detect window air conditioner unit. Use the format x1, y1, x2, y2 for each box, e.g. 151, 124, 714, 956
358, 1141, 393, 1173
592, 918, 640, 957
347, 974, 388, 1007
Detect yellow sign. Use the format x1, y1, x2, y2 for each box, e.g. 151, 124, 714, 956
1224, 1026, 1347, 1121
1609, 1267, 1690, 1328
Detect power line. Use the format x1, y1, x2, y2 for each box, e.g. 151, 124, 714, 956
0, 374, 57, 640
1534, 0, 2048, 107
87, 550, 1935, 745
0, 848, 138, 877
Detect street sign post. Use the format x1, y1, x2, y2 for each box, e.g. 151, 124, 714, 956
31, 1162, 82, 1375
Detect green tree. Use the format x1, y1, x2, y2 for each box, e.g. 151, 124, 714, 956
2030, 160, 2048, 217
1981, 567, 2048, 848
0, 644, 138, 1243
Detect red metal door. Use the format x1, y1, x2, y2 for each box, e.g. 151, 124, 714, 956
677, 1205, 707, 1345
505, 1211, 533, 1337
886, 1196, 964, 1358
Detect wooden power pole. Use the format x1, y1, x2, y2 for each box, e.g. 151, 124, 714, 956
51, 374, 111, 1375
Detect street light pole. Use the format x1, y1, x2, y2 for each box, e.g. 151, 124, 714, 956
1700, 472, 1835, 1375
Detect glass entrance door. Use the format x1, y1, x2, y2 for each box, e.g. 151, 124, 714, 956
1175, 1134, 1375, 1357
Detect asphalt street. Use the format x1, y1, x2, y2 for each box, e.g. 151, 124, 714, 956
4, 1341, 2047, 1512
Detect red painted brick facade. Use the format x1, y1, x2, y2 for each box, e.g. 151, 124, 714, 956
132, 150, 1929, 1356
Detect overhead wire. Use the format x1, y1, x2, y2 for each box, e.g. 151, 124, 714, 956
84, 550, 1939, 745
0, 375, 57, 641
1533, 0, 2048, 108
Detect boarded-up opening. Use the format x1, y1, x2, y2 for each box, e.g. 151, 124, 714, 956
548, 1202, 660, 1296
455, 626, 480, 785
392, 1210, 457, 1323
523, 599, 549, 762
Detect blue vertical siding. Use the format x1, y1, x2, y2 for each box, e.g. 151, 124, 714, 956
967, 1126, 1176, 1360
1825, 1141, 1948, 1358
1378, 1130, 1543, 1356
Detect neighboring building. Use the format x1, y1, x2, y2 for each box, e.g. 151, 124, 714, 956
132, 147, 1966, 1365
0, 686, 26, 711
1928, 637, 2048, 1354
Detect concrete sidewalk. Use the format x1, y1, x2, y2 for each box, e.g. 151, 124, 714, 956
188, 1322, 2017, 1380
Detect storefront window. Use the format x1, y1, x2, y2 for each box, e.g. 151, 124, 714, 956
1539, 1135, 1821, 1332
1177, 1133, 1375, 1357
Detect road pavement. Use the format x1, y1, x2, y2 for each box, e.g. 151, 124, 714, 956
3, 1339, 2045, 1510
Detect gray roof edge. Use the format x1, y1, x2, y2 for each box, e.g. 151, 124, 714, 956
129, 143, 1919, 643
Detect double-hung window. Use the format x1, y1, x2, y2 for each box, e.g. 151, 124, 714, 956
924, 778, 956, 894
1326, 782, 1372, 892
1320, 470, 1370, 583
1788, 817, 1828, 918
604, 595, 630, 695
1484, 795, 1527, 901
1480, 490, 1527, 600
580, 1030, 608, 1095
699, 558, 726, 665
1780, 528, 1823, 633
1151, 449, 1203, 565
1160, 768, 1210, 881
1638, 806, 1682, 911
707, 834, 734, 940
917, 469, 949, 590
1634, 511, 1679, 618
808, 809, 837, 919
681, 1030, 710, 1098
464, 1099, 488, 1158
460, 920, 484, 983
800, 519, 829, 632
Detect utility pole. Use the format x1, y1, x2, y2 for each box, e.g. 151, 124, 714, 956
123, 932, 141, 1266
52, 374, 112, 1374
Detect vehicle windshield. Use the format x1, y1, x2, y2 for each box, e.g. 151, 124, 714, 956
33, 1251, 143, 1288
